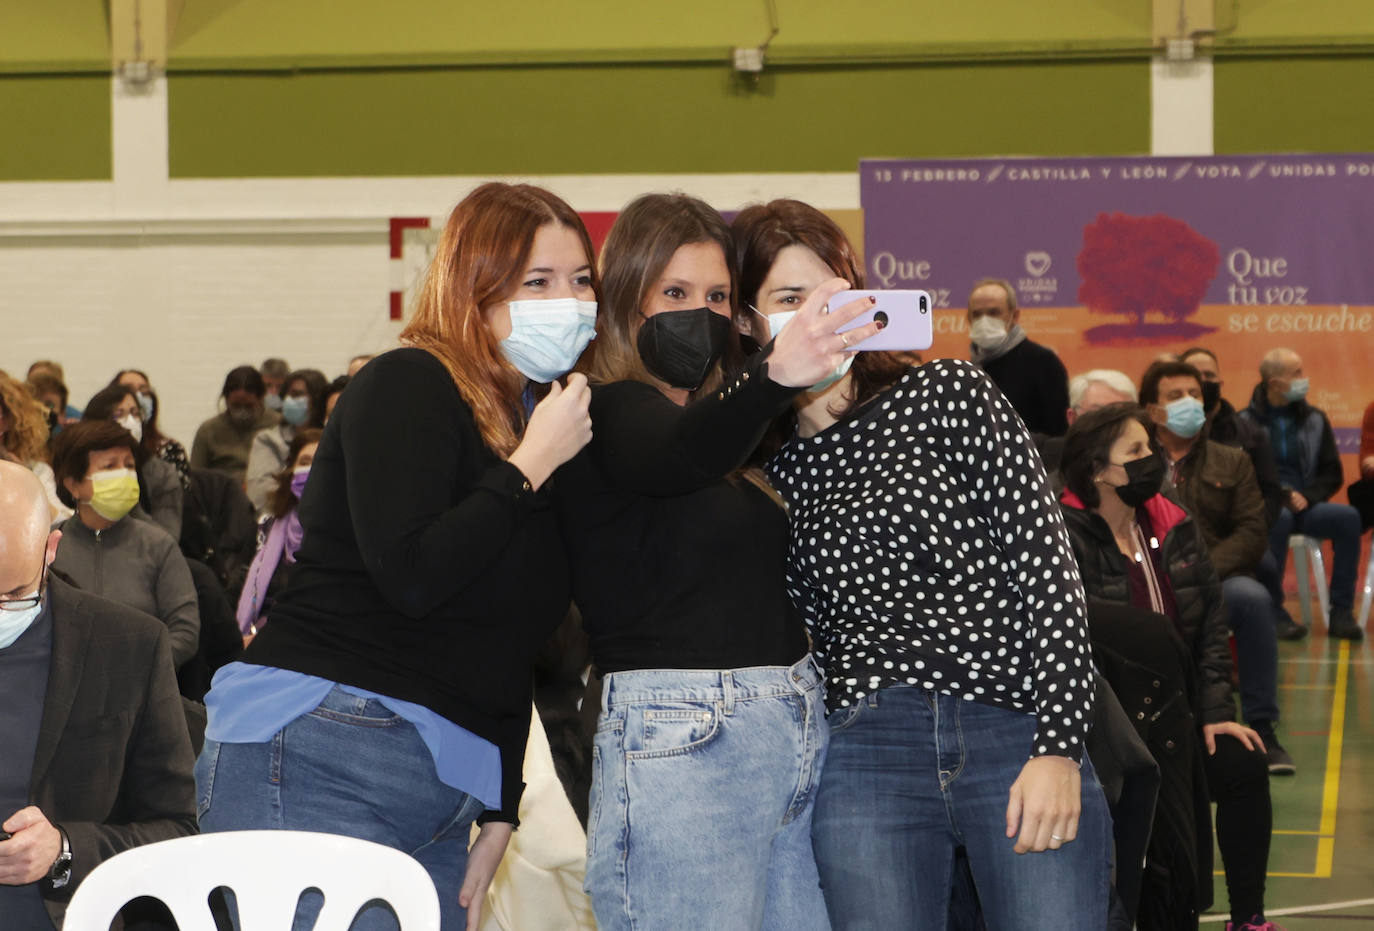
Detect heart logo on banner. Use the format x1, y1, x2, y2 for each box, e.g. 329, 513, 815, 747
1025, 251, 1052, 277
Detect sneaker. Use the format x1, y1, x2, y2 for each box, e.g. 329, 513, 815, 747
1328, 607, 1365, 641
1225, 917, 1288, 930
1252, 725, 1296, 776
1274, 612, 1308, 641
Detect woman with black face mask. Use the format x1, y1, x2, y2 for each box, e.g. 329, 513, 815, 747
189, 366, 282, 484
1059, 403, 1280, 931
554, 193, 880, 930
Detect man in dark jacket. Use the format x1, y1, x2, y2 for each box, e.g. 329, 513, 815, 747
967, 278, 1070, 436
1241, 348, 1364, 641
1182, 348, 1285, 528
1140, 360, 1293, 774
0, 462, 197, 928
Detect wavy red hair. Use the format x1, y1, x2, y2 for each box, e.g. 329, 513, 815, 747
400, 183, 597, 456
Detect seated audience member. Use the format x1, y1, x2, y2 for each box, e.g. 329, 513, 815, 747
190, 366, 282, 484
82, 386, 183, 540
50, 421, 201, 669
244, 369, 327, 512
1241, 349, 1363, 641
322, 374, 350, 423
966, 277, 1070, 436
1139, 361, 1292, 774
26, 361, 81, 423
1059, 404, 1281, 931
347, 353, 375, 377
236, 429, 321, 639
1181, 347, 1284, 528
1040, 369, 1137, 478
0, 461, 197, 929
0, 371, 66, 522
259, 357, 290, 413
112, 369, 191, 488
1349, 399, 1374, 529
26, 373, 70, 438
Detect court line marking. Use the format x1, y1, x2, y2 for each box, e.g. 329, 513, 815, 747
1200, 896, 1374, 922
1213, 641, 1351, 879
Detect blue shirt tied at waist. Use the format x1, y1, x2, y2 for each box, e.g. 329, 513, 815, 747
205, 662, 503, 810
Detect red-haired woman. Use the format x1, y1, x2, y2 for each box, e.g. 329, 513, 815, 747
196, 183, 596, 931
556, 193, 880, 930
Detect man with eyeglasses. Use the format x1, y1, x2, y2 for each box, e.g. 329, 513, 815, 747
0, 461, 195, 928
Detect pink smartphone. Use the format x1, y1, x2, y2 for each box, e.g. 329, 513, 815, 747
831, 290, 933, 351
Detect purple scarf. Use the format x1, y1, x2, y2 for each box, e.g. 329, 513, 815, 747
234, 510, 303, 635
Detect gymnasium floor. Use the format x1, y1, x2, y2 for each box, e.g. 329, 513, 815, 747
1202, 600, 1374, 926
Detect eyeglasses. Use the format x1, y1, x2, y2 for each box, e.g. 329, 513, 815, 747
0, 563, 46, 612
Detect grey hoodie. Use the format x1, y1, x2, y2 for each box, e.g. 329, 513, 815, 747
52, 515, 200, 669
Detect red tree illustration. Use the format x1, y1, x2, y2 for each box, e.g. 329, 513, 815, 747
1076, 213, 1220, 324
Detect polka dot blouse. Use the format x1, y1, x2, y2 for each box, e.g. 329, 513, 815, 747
768, 360, 1094, 760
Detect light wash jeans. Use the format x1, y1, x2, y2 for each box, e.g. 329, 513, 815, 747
196, 685, 485, 931
586, 655, 830, 931
811, 685, 1112, 931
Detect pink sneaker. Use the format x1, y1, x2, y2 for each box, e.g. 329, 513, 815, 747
1225, 919, 1287, 931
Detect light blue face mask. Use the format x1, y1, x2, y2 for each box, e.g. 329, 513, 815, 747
281, 395, 310, 427
500, 298, 598, 383
760, 308, 855, 392
0, 572, 44, 650
1284, 377, 1309, 402
1163, 396, 1206, 438
136, 392, 155, 422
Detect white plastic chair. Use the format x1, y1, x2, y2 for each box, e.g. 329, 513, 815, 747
1289, 534, 1330, 631
1359, 535, 1374, 630
63, 830, 441, 931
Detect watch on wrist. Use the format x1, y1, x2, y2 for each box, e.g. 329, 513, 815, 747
48, 826, 72, 890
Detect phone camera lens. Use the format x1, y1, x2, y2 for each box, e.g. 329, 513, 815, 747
919, 295, 929, 313
874, 310, 889, 328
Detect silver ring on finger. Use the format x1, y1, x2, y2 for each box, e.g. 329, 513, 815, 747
1050, 834, 1064, 841
839, 332, 849, 348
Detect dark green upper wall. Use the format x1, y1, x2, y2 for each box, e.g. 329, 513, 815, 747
1215, 56, 1374, 153
168, 60, 1149, 177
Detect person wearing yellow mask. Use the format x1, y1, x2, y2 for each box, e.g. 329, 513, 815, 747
49, 421, 200, 669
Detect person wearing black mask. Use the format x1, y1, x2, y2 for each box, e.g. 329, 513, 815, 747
1059, 403, 1280, 931
555, 193, 881, 930
189, 366, 281, 484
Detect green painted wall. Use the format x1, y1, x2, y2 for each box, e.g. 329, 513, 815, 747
0, 75, 111, 180
167, 60, 1149, 177
1215, 56, 1374, 153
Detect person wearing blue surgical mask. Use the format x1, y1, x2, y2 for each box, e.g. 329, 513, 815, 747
244, 369, 327, 513
1241, 347, 1364, 641
111, 369, 191, 490
1140, 359, 1293, 776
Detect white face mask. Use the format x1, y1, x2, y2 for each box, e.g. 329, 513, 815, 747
757, 307, 854, 392
499, 298, 598, 383
0, 569, 44, 650
117, 413, 144, 443
969, 316, 1009, 350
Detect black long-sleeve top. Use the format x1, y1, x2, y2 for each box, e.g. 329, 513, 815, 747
978, 338, 1070, 437
245, 348, 569, 822
556, 358, 809, 673
768, 361, 1095, 760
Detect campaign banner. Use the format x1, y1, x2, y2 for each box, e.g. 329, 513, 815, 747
860, 154, 1374, 480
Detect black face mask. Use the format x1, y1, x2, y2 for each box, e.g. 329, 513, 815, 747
1200, 380, 1222, 412
1106, 454, 1164, 508
637, 307, 732, 390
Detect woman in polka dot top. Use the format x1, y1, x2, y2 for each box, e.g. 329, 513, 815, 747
734, 200, 1111, 929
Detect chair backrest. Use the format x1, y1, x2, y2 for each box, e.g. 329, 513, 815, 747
63, 830, 441, 931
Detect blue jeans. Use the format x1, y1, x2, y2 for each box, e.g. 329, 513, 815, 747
586, 656, 830, 931
196, 686, 484, 931
811, 686, 1111, 931
1267, 502, 1363, 609
1223, 575, 1280, 725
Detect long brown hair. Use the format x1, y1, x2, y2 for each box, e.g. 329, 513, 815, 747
0, 370, 51, 465
401, 183, 597, 456
732, 199, 909, 420
587, 193, 743, 398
